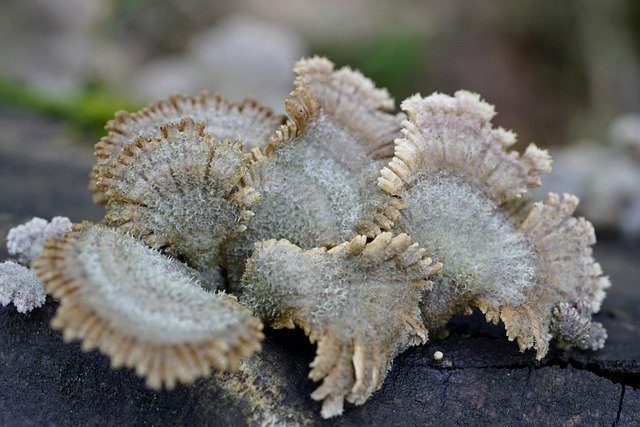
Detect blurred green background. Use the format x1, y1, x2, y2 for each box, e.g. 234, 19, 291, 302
0, 0, 638, 145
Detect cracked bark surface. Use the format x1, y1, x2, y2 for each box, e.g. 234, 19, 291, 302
1, 111, 639, 425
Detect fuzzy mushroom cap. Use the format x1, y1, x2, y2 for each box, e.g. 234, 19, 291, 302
371, 91, 608, 358
33, 223, 263, 390
34, 54, 610, 421
98, 117, 259, 282
91, 91, 285, 204
223, 56, 405, 288
241, 232, 441, 418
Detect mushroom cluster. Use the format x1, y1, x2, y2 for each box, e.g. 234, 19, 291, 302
3, 57, 610, 419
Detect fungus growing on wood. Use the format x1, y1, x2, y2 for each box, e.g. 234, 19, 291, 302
33, 223, 263, 389
374, 91, 610, 358
90, 91, 285, 204
241, 232, 441, 418
98, 118, 258, 284
223, 57, 403, 287
2, 56, 611, 420
0, 261, 46, 313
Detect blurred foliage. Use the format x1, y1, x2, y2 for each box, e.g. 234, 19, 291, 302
315, 31, 429, 102
625, 0, 640, 50
0, 75, 139, 138
0, 0, 638, 148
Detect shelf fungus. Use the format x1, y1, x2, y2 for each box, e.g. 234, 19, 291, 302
241, 232, 442, 418
5, 56, 612, 420
32, 223, 263, 389
223, 56, 404, 287
375, 91, 610, 358
97, 118, 259, 284
91, 91, 285, 204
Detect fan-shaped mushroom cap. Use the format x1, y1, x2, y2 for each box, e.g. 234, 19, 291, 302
223, 57, 404, 287
91, 91, 285, 203
33, 223, 263, 389
371, 91, 608, 358
241, 232, 441, 418
476, 193, 611, 358
98, 118, 258, 280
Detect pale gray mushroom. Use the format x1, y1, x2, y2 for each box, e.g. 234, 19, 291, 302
372, 91, 609, 358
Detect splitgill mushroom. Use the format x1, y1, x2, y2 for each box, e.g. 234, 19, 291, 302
222, 57, 403, 288
241, 232, 441, 418
33, 223, 263, 390
97, 118, 259, 285
0, 56, 610, 419
373, 91, 609, 358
